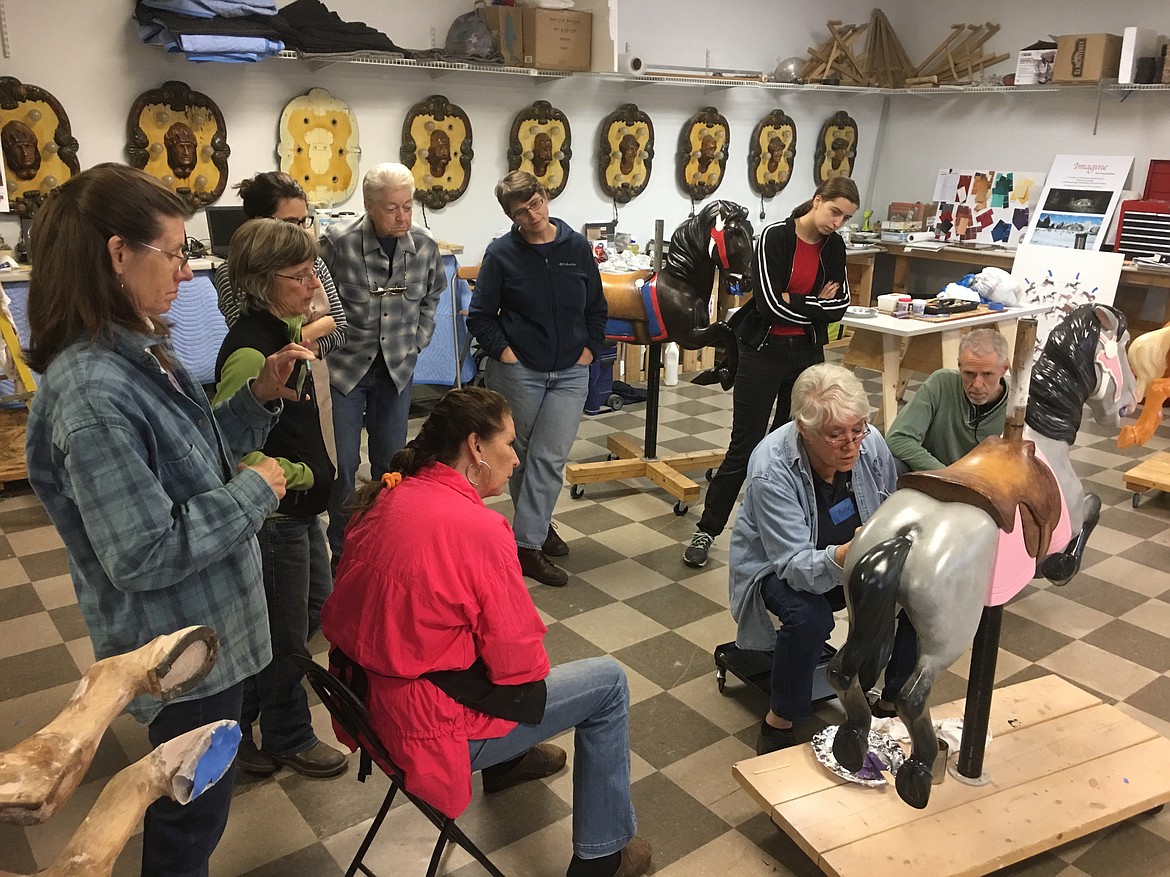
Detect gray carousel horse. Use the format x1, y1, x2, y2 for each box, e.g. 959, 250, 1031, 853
828, 305, 1136, 809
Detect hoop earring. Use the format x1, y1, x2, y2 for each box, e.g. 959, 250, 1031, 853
465, 459, 491, 487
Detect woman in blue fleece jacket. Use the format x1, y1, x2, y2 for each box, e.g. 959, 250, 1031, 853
467, 172, 607, 587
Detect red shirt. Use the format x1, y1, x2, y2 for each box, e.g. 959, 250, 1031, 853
770, 236, 824, 336
321, 463, 549, 817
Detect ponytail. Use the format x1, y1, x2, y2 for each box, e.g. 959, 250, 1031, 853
345, 387, 511, 519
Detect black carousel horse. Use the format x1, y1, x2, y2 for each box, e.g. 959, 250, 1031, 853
603, 200, 753, 390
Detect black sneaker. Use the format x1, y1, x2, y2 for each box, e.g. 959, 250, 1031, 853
683, 530, 713, 568
755, 720, 797, 756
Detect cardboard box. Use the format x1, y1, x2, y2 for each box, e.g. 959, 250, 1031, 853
1016, 47, 1056, 85
1054, 33, 1123, 83
522, 8, 591, 72
484, 6, 524, 67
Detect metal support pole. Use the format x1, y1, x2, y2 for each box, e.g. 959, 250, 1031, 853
954, 605, 1002, 784
642, 219, 666, 461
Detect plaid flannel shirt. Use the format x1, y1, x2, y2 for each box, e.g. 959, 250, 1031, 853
25, 324, 279, 723
320, 214, 445, 395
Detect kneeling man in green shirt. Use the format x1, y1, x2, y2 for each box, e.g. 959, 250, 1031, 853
885, 328, 1011, 473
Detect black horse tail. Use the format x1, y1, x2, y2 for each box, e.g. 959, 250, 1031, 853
846, 530, 914, 693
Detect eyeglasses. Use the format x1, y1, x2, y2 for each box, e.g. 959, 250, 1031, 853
280, 215, 315, 229
274, 271, 319, 287
135, 240, 193, 268
819, 423, 870, 449
510, 194, 546, 221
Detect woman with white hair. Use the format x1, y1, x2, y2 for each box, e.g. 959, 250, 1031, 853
319, 162, 447, 561
727, 363, 911, 755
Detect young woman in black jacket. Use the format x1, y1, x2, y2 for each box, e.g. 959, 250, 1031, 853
684, 176, 860, 568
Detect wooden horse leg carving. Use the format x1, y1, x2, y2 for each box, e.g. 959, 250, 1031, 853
0, 626, 218, 825
1118, 378, 1170, 449
0, 721, 240, 877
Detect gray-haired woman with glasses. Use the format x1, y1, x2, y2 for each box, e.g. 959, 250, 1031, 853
213, 171, 347, 361
727, 363, 915, 756
214, 217, 349, 781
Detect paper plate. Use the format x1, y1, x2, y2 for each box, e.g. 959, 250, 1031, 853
811, 724, 906, 787
846, 306, 878, 318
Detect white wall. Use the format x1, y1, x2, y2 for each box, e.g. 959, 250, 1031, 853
1, 0, 1168, 260
870, 0, 1170, 212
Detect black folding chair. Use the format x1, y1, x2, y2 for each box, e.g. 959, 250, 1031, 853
292, 654, 506, 877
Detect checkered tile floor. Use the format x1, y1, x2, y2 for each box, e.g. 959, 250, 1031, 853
4, 357, 1170, 876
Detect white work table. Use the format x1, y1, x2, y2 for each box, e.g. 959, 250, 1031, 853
841, 303, 1051, 433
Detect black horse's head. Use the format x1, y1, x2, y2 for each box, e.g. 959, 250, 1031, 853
664, 200, 754, 293
1027, 304, 1135, 444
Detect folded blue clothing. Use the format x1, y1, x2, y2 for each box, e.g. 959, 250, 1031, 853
170, 33, 284, 55
140, 0, 276, 19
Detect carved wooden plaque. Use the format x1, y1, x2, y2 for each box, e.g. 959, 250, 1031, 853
126, 80, 229, 210
401, 95, 472, 210
814, 110, 858, 185
278, 87, 362, 208
677, 107, 728, 200
0, 76, 80, 219
507, 100, 571, 200
749, 109, 796, 198
598, 104, 653, 203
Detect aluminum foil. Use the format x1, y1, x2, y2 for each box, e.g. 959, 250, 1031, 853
811, 724, 906, 787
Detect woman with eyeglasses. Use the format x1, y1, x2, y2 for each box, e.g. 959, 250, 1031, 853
214, 172, 346, 355
467, 171, 607, 588
727, 363, 913, 755
213, 218, 348, 780
24, 164, 311, 875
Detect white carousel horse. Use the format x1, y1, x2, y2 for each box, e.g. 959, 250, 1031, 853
828, 305, 1136, 809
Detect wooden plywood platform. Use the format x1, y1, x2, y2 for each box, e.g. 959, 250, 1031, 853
1124, 451, 1170, 506
734, 675, 1170, 877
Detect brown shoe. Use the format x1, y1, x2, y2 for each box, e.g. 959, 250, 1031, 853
519, 546, 569, 587
482, 742, 567, 793
272, 741, 349, 778
613, 837, 652, 877
542, 523, 569, 557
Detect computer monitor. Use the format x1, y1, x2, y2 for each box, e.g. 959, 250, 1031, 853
206, 205, 248, 259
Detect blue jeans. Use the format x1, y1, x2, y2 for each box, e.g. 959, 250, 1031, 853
485, 359, 589, 548
760, 573, 836, 723
699, 335, 824, 538
144, 683, 243, 877
469, 658, 635, 859
242, 515, 330, 757
328, 361, 412, 557
882, 610, 919, 703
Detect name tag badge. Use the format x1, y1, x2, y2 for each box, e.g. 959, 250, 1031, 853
829, 497, 856, 525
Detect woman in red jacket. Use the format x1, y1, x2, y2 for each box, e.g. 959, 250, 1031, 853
321, 387, 650, 877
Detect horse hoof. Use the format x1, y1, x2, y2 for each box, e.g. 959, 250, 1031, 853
832, 725, 868, 772
1040, 552, 1078, 586
719, 370, 735, 391
894, 759, 933, 810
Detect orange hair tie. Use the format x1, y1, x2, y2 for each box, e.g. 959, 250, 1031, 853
381, 471, 403, 490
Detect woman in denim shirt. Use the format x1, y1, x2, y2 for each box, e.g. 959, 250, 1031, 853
727, 363, 913, 755
24, 164, 311, 877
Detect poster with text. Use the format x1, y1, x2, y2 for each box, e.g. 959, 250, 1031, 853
1010, 243, 1124, 352
931, 168, 1046, 248
1023, 155, 1133, 250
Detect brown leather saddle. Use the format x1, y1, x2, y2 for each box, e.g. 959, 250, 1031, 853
898, 436, 1061, 560
601, 270, 654, 344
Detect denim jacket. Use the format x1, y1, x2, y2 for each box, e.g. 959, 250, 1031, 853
26, 325, 280, 722
728, 421, 898, 651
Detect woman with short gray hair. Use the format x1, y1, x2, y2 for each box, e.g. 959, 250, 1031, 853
727, 362, 913, 755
